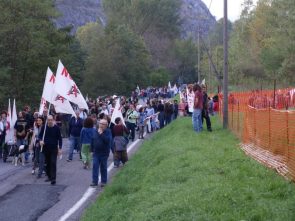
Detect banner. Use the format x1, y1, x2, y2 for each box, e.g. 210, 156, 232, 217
55, 60, 88, 110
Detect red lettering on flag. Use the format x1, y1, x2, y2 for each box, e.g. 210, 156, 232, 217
67, 84, 80, 98
55, 96, 65, 103
49, 74, 55, 84
61, 67, 72, 80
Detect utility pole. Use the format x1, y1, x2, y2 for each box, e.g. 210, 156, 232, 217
223, 0, 229, 129
198, 26, 201, 83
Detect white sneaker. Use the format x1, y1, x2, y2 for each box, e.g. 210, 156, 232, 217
31, 170, 35, 175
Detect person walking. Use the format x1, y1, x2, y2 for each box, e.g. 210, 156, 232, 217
138, 107, 147, 139
39, 115, 62, 185
80, 117, 95, 169
192, 84, 203, 132
67, 111, 83, 162
157, 100, 165, 129
126, 104, 138, 142
112, 117, 129, 167
90, 119, 111, 188
30, 116, 44, 175
201, 85, 212, 132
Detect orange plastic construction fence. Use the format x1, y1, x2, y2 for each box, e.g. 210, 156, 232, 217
219, 87, 295, 180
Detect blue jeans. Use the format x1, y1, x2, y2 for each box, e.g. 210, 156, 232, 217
92, 154, 108, 184
68, 136, 81, 160
192, 108, 203, 132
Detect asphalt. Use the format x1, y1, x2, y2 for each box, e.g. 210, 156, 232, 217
0, 134, 148, 221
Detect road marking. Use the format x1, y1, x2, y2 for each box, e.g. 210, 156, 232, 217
58, 135, 144, 221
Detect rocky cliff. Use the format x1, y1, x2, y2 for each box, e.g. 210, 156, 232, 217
54, 0, 216, 37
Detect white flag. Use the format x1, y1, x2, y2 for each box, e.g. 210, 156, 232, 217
187, 86, 195, 113
39, 67, 56, 115
201, 78, 206, 85
52, 94, 76, 116
173, 84, 178, 94
55, 60, 88, 110
39, 67, 75, 116
111, 98, 125, 126
5, 99, 13, 143
12, 99, 17, 130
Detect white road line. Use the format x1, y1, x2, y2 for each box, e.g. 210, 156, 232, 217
58, 134, 145, 221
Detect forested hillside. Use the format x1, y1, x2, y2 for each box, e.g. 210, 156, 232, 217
0, 0, 294, 107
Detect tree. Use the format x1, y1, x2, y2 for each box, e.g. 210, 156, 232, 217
81, 24, 151, 96
0, 0, 84, 107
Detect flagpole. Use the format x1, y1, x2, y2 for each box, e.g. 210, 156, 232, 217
41, 100, 53, 152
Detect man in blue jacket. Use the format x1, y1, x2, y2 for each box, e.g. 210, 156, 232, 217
90, 119, 111, 187
67, 111, 83, 162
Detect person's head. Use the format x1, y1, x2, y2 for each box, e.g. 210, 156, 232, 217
75, 110, 80, 118
130, 104, 135, 110
98, 119, 108, 131
84, 117, 94, 128
36, 116, 44, 127
18, 111, 24, 119
115, 117, 122, 125
193, 84, 202, 92
1, 111, 7, 120
47, 115, 54, 127
98, 112, 105, 120
139, 107, 144, 113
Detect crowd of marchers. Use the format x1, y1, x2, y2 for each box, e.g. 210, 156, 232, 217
0, 86, 180, 187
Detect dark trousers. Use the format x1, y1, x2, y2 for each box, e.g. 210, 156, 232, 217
44, 147, 58, 181
114, 150, 128, 166
126, 122, 136, 141
158, 112, 165, 129
202, 110, 212, 130
0, 135, 3, 158
92, 154, 108, 184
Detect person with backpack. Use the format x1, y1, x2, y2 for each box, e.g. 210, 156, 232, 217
112, 117, 129, 167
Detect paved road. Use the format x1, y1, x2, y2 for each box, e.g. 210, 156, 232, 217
0, 135, 147, 221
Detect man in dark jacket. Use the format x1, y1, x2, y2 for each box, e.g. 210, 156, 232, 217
39, 115, 62, 185
201, 85, 212, 132
67, 111, 83, 161
90, 119, 111, 187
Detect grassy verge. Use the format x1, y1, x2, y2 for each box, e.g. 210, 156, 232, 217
82, 116, 295, 221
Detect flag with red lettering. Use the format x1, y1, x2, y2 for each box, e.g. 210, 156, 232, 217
111, 98, 125, 126
5, 99, 13, 143
39, 67, 75, 116
55, 60, 88, 110
39, 67, 55, 115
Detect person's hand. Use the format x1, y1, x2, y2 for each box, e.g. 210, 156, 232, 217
40, 141, 44, 146
58, 148, 62, 156
98, 128, 103, 134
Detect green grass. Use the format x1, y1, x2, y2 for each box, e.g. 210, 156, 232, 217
82, 116, 295, 221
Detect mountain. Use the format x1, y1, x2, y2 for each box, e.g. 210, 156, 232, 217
54, 0, 216, 37
54, 0, 106, 33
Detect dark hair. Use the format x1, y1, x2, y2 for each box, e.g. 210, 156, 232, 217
98, 112, 105, 119
37, 116, 44, 123
84, 117, 94, 128
115, 117, 121, 124
193, 84, 202, 92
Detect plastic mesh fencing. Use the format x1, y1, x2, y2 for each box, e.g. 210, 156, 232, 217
218, 88, 295, 180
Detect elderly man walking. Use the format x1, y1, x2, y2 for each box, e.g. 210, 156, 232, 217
39, 115, 62, 185
90, 119, 111, 188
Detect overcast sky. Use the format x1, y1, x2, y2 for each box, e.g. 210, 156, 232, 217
202, 0, 258, 21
